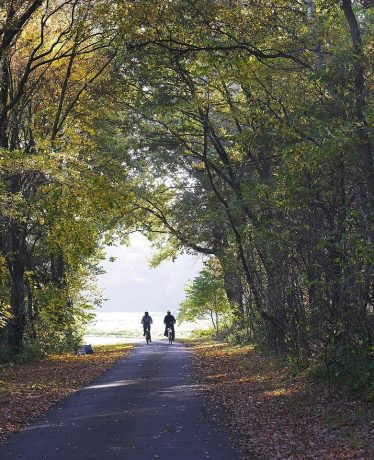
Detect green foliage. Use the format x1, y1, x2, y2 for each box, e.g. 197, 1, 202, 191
313, 345, 374, 400
0, 0, 139, 354
115, 0, 373, 377
0, 339, 45, 364
188, 327, 216, 340
226, 327, 253, 346
179, 265, 231, 333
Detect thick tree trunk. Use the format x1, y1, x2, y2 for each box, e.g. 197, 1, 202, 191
8, 268, 26, 352
341, 0, 374, 223
219, 254, 245, 326
6, 224, 26, 352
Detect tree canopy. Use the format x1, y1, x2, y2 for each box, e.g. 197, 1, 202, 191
0, 0, 372, 385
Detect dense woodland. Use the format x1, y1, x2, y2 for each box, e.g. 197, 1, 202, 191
0, 0, 372, 389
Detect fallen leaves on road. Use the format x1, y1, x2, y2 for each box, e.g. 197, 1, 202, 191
189, 341, 374, 460
0, 344, 133, 443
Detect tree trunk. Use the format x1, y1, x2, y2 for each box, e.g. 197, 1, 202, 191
25, 279, 36, 340
341, 0, 374, 224
6, 223, 26, 352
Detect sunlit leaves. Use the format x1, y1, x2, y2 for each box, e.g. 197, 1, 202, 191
179, 265, 231, 332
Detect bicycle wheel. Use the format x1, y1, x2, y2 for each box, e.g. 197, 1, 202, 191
168, 329, 173, 344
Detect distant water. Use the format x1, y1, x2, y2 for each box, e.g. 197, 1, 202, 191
84, 311, 210, 344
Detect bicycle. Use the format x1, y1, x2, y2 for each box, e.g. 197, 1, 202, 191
144, 325, 151, 344
167, 326, 174, 344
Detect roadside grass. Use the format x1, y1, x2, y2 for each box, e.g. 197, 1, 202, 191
0, 343, 133, 443
187, 340, 374, 460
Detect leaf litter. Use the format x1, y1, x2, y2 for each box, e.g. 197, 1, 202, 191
0, 344, 133, 443
189, 341, 373, 460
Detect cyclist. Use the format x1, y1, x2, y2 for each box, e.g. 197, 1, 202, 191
163, 310, 176, 339
141, 311, 153, 341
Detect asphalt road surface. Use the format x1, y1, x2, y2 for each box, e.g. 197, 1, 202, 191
0, 340, 240, 460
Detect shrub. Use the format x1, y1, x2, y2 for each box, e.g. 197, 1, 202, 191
188, 327, 215, 340
313, 344, 374, 400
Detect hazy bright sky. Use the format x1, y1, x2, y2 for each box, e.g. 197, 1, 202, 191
96, 233, 204, 313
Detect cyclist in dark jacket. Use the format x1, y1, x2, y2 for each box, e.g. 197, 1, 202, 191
141, 312, 153, 340
164, 310, 176, 339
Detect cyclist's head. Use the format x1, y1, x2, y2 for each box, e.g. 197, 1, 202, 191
145, 311, 149, 315
167, 310, 171, 314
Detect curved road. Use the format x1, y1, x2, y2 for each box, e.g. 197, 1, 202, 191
0, 340, 240, 460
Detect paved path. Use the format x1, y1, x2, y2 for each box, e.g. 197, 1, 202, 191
0, 341, 240, 460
